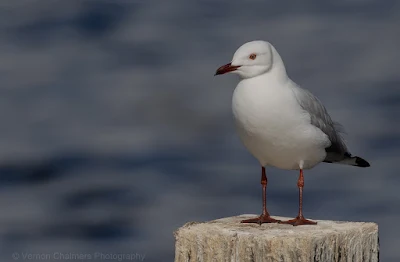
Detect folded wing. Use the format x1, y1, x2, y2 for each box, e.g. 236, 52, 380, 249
291, 85, 349, 163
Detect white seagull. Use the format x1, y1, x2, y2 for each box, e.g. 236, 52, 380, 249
215, 40, 370, 226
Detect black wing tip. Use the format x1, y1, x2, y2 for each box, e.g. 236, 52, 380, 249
355, 157, 370, 167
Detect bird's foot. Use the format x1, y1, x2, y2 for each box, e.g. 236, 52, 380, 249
241, 214, 281, 225
279, 216, 317, 226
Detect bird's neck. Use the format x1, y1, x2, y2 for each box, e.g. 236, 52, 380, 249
238, 70, 290, 95
269, 45, 288, 81
241, 65, 288, 87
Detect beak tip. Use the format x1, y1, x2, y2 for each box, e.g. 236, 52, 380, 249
215, 63, 238, 76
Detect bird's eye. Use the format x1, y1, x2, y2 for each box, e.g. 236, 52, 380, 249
249, 53, 257, 60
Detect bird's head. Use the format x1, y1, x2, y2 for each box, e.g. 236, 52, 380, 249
215, 40, 283, 79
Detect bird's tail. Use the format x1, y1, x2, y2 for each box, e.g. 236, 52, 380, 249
337, 155, 370, 167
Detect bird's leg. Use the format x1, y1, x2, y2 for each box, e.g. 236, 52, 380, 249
241, 167, 280, 224
280, 169, 317, 226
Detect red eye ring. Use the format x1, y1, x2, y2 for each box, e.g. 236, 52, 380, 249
249, 53, 257, 60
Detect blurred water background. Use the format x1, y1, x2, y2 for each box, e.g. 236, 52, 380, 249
0, 0, 399, 261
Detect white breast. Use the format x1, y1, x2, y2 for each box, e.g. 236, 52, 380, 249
232, 76, 330, 170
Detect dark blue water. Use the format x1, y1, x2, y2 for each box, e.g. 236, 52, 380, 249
0, 1, 399, 261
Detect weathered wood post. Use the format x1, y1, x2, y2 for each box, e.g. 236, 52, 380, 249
174, 215, 379, 262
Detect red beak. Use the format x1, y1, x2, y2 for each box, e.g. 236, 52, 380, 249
215, 63, 240, 76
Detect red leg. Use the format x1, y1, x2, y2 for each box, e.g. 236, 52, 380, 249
280, 169, 317, 226
241, 167, 280, 224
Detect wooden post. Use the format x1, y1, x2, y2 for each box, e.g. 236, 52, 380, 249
174, 215, 379, 262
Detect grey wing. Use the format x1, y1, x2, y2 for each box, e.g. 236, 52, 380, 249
291, 86, 349, 162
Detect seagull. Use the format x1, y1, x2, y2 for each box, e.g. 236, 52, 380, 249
215, 40, 370, 226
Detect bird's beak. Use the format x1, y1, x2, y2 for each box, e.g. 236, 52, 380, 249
214, 63, 240, 76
